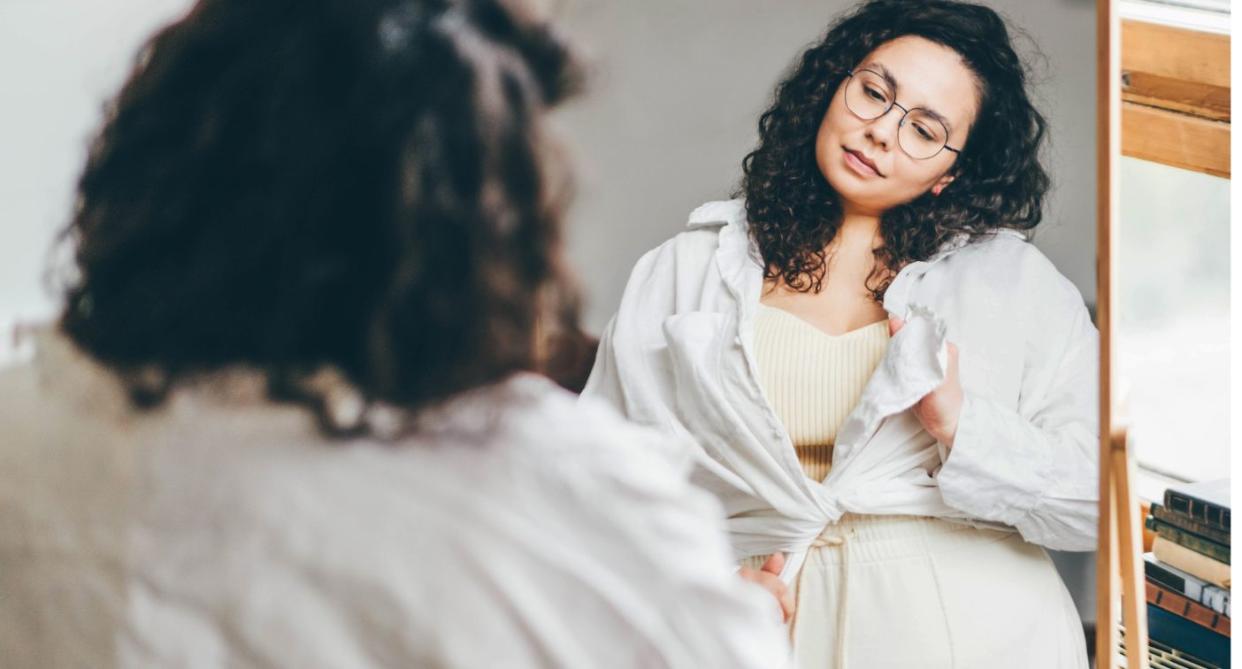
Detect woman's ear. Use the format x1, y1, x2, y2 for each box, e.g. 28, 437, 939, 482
931, 174, 955, 197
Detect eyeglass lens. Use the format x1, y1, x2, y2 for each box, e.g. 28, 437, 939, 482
844, 70, 950, 160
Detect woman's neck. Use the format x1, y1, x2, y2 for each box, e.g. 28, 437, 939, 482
829, 211, 883, 254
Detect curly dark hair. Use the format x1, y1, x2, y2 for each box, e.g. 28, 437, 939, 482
56, 0, 585, 433
738, 0, 1049, 298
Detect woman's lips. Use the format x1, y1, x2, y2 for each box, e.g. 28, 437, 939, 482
843, 148, 882, 178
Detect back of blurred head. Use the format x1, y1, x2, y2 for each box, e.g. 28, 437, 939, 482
58, 0, 582, 430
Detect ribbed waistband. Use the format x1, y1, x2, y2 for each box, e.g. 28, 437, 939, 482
805, 513, 1013, 564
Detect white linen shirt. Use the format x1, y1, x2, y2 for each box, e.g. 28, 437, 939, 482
0, 330, 789, 669
583, 199, 1099, 582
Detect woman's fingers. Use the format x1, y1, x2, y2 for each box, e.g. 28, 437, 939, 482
738, 565, 796, 622
751, 571, 793, 622
760, 551, 785, 575
778, 585, 795, 621
887, 316, 905, 337
758, 572, 795, 622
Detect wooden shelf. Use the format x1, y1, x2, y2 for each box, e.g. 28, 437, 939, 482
1120, 18, 1230, 178
1122, 102, 1229, 178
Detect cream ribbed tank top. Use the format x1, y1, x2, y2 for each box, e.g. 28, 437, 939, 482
753, 303, 890, 482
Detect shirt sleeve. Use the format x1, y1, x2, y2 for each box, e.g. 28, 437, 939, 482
579, 237, 685, 434
935, 285, 1100, 552
580, 314, 629, 416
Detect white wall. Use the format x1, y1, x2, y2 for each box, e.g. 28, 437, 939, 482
0, 0, 197, 361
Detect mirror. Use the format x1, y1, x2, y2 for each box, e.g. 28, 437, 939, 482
554, 0, 1103, 665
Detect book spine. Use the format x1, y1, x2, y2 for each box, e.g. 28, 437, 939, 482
1153, 537, 1231, 589
1147, 516, 1231, 564
1146, 554, 1232, 617
1145, 558, 1186, 591
1152, 503, 1232, 546
1166, 490, 1231, 531
1147, 579, 1231, 637
1146, 604, 1231, 668
1206, 587, 1232, 619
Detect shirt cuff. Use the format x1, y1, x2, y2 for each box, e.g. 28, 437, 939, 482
935, 392, 1056, 526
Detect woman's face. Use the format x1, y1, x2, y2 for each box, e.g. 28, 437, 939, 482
816, 36, 980, 217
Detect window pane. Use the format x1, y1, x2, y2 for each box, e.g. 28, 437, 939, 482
1121, 0, 1231, 33
1145, 0, 1229, 14
1117, 157, 1230, 486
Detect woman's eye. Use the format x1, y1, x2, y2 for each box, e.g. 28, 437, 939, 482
914, 124, 935, 141
865, 86, 888, 102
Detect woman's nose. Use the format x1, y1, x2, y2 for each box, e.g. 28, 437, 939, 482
865, 107, 902, 151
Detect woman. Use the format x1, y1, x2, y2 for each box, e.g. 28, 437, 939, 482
0, 1, 789, 666
584, 1, 1098, 667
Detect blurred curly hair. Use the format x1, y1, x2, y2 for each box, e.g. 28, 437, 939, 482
57, 0, 584, 433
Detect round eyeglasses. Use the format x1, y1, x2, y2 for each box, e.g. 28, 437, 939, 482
843, 69, 962, 161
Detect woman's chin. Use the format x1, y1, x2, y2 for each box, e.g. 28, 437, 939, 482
824, 178, 875, 212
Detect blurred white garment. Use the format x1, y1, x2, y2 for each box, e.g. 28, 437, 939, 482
0, 330, 789, 669
583, 198, 1100, 586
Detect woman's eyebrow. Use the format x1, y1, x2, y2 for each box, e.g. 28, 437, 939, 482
919, 107, 954, 134
866, 61, 901, 92
865, 61, 955, 134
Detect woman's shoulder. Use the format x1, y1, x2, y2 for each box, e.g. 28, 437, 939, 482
935, 230, 1092, 326
685, 198, 747, 231
612, 199, 748, 313
638, 198, 742, 265
949, 228, 1035, 263
946, 230, 1081, 294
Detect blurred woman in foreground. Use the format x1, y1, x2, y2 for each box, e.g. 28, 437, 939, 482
0, 1, 787, 666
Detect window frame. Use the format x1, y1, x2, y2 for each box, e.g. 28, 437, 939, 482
1117, 11, 1231, 497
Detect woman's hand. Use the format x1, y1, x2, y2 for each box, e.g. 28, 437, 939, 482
737, 553, 795, 622
889, 317, 963, 448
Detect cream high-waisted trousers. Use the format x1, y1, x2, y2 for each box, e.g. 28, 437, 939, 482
776, 513, 1088, 669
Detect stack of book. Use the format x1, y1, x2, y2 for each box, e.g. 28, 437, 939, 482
1143, 479, 1231, 668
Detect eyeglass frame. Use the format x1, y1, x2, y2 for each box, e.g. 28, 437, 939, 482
843, 69, 962, 160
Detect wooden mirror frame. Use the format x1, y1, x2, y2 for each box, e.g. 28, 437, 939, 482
1095, 1, 1230, 666
1095, 0, 1149, 666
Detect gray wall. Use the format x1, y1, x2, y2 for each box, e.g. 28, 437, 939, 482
0, 0, 196, 363
551, 0, 1098, 624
